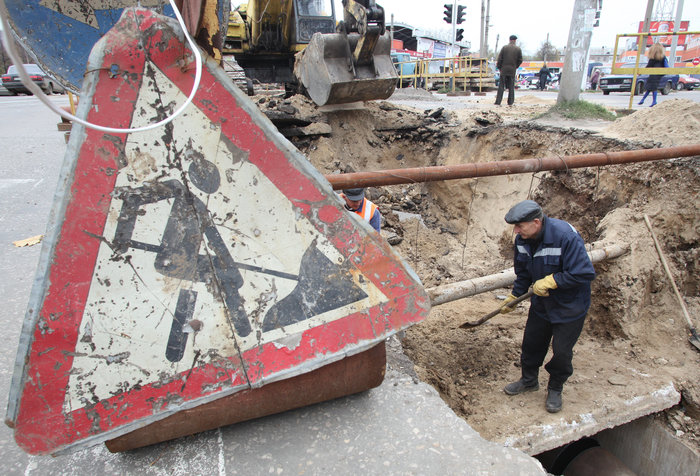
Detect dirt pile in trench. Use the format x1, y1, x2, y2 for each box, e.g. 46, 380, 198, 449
257, 94, 700, 453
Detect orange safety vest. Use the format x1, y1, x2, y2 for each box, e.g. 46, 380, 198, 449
353, 198, 378, 223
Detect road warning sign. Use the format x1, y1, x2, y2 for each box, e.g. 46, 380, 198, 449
6, 9, 429, 455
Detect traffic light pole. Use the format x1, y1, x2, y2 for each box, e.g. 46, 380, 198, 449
451, 0, 457, 46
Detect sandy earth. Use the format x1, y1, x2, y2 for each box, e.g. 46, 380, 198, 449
255, 92, 700, 456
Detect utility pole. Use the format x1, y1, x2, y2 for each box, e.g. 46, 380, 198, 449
545, 32, 550, 62
558, 0, 597, 103
642, 0, 655, 48
484, 0, 490, 59
479, 0, 485, 58
494, 34, 499, 59
390, 14, 394, 44
670, 0, 684, 67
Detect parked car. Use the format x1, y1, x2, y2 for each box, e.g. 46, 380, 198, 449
676, 74, 700, 90
1, 64, 64, 95
598, 60, 678, 96
523, 71, 557, 90
516, 72, 535, 89
391, 52, 416, 88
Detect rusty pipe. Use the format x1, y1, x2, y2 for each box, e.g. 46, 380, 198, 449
324, 144, 700, 190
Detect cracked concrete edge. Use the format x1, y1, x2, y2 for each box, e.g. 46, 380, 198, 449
381, 370, 547, 475
502, 383, 681, 456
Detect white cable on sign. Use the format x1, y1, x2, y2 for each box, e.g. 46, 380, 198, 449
0, 0, 202, 133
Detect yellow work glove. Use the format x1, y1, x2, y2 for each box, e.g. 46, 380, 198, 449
533, 274, 558, 297
499, 294, 518, 314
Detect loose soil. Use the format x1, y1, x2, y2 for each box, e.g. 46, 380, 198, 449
256, 92, 700, 454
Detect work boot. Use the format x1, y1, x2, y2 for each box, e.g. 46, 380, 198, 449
504, 379, 539, 395
546, 389, 562, 413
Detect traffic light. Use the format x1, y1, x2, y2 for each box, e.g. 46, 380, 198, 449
456, 5, 466, 24
443, 4, 453, 24
456, 28, 464, 42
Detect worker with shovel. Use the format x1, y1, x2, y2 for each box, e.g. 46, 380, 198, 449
500, 200, 595, 413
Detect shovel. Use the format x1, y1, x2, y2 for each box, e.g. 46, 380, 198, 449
459, 290, 534, 328
644, 215, 700, 351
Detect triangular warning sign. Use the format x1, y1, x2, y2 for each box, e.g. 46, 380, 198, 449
6, 9, 429, 455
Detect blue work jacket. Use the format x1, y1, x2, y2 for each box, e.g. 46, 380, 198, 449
512, 216, 595, 323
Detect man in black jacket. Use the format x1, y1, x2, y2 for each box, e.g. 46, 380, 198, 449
495, 35, 523, 106
500, 200, 595, 413
538, 64, 550, 91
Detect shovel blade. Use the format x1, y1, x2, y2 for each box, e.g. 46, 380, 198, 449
689, 329, 700, 351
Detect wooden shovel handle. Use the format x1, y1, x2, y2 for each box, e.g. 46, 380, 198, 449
460, 290, 534, 328
643, 214, 695, 332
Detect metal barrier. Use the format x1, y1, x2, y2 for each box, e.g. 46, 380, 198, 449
394, 56, 494, 93
611, 31, 700, 109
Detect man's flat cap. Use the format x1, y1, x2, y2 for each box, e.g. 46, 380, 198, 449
505, 200, 542, 224
509, 34, 518, 41
343, 188, 366, 201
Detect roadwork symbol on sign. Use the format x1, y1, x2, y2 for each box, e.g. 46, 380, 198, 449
6, 9, 429, 455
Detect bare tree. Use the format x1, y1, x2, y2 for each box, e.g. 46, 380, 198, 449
536, 41, 559, 62
0, 33, 32, 73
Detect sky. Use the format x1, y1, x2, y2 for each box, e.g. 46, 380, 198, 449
332, 0, 700, 55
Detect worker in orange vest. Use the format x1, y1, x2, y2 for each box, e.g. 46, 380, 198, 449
341, 188, 381, 232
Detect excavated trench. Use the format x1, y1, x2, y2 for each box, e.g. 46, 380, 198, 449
260, 95, 700, 472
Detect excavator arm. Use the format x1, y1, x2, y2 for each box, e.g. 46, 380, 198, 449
341, 0, 385, 66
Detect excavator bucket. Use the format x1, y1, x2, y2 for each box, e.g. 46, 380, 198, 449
294, 32, 398, 106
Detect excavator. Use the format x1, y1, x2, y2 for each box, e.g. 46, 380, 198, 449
224, 0, 398, 105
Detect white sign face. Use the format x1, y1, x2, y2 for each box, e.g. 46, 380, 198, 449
64, 62, 388, 412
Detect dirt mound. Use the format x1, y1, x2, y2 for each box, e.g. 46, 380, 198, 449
603, 99, 700, 146
258, 94, 700, 452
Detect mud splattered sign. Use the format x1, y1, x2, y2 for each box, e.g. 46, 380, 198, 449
5, 9, 429, 455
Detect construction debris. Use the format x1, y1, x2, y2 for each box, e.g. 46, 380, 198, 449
275, 92, 700, 454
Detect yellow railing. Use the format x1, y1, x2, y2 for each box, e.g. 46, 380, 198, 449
612, 31, 700, 109
394, 56, 494, 93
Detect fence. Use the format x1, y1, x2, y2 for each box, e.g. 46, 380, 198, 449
612, 31, 700, 109
394, 56, 495, 93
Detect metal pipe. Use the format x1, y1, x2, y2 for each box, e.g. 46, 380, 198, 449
325, 144, 700, 190
428, 243, 628, 306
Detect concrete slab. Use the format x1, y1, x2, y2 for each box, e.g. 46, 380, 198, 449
502, 383, 681, 456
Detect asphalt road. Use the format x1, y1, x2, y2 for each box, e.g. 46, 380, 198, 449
0, 95, 546, 475
388, 86, 700, 111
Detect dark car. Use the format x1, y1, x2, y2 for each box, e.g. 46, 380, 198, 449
1, 64, 64, 95
599, 60, 678, 96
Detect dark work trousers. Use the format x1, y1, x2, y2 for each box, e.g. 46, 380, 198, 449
520, 309, 586, 392
495, 74, 515, 105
